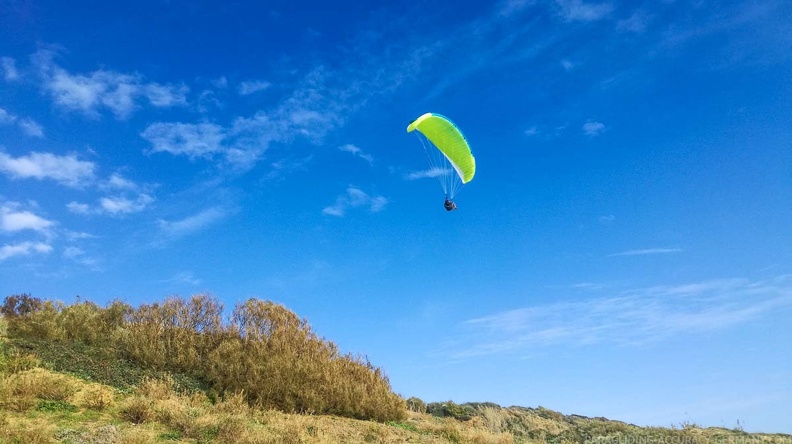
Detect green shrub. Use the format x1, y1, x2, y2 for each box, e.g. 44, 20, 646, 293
406, 396, 427, 413
36, 399, 78, 413
427, 401, 476, 421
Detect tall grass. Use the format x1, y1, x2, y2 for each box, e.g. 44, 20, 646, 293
2, 293, 406, 422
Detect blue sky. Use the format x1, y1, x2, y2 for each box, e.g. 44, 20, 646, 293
1, 0, 791, 433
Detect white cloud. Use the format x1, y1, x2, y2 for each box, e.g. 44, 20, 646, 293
66, 202, 91, 215
142, 122, 227, 160
0, 241, 52, 261
598, 214, 615, 224
561, 59, 575, 71
160, 271, 202, 286
583, 121, 606, 136
35, 51, 188, 118
157, 207, 227, 238
105, 173, 136, 190
0, 109, 45, 137
497, 0, 533, 17
339, 144, 374, 164
144, 83, 188, 107
213, 77, 229, 89
62, 246, 85, 259
451, 276, 792, 358
1, 57, 18, 81
62, 246, 99, 267
0, 107, 16, 124
0, 151, 95, 187
18, 119, 44, 138
67, 193, 154, 216
617, 11, 650, 33
556, 0, 613, 22
99, 194, 154, 215
1, 206, 54, 233
323, 186, 388, 217
405, 167, 450, 180
238, 80, 271, 95
524, 126, 539, 136
609, 248, 682, 257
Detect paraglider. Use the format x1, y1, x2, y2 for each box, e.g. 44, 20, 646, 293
443, 196, 457, 211
406, 113, 475, 211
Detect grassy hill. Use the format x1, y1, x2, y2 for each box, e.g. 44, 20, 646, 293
1, 294, 789, 444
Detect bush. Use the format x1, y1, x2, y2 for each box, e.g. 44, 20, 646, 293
427, 401, 476, 421
120, 396, 155, 424
75, 384, 115, 410
1, 368, 78, 403
0, 346, 41, 374
406, 396, 427, 413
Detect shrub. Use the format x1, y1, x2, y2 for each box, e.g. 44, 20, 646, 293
427, 401, 476, 421
120, 396, 155, 424
406, 396, 427, 413
75, 384, 115, 410
6, 300, 62, 339
0, 417, 56, 444
1, 368, 78, 402
0, 347, 40, 374
36, 399, 78, 413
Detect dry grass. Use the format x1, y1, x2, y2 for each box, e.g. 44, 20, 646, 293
73, 383, 116, 410
0, 415, 57, 444
0, 367, 81, 412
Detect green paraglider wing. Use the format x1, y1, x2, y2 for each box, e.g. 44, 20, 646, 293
407, 113, 476, 184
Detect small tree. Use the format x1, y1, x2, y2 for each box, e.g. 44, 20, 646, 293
1, 294, 43, 318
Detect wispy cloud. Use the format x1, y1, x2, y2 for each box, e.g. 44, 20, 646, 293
160, 271, 202, 286
0, 108, 15, 124
339, 144, 374, 165
33, 50, 188, 119
555, 0, 613, 22
323, 186, 388, 217
1, 57, 18, 81
583, 121, 606, 136
18, 119, 44, 137
0, 108, 45, 137
157, 207, 228, 239
405, 167, 450, 180
0, 241, 52, 261
103, 173, 139, 191
142, 122, 226, 160
140, 15, 428, 173
67, 193, 154, 216
617, 10, 650, 33
609, 248, 682, 257
451, 276, 792, 358
238, 80, 271, 95
62, 246, 99, 268
0, 151, 95, 187
98, 195, 154, 215
598, 214, 615, 224
496, 0, 534, 17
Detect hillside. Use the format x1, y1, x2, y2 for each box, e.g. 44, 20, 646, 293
1, 294, 790, 444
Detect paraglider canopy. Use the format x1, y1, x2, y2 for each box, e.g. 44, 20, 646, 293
407, 113, 475, 201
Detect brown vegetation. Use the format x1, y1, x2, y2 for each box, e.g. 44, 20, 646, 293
2, 293, 405, 422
